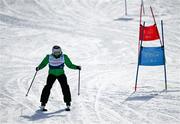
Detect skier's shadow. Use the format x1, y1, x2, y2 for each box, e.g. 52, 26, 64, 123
21, 109, 66, 121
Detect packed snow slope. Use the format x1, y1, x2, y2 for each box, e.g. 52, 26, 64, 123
0, 0, 180, 124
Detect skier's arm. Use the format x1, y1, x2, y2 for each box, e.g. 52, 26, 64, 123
64, 54, 78, 69
38, 55, 49, 70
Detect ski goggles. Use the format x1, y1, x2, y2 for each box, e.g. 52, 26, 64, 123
52, 48, 62, 56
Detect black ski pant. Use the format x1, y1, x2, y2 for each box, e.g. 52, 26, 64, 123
40, 74, 71, 106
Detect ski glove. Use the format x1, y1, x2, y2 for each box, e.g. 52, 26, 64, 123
36, 67, 40, 71
76, 66, 81, 70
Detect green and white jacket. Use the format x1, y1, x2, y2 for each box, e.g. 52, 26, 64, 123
38, 54, 78, 76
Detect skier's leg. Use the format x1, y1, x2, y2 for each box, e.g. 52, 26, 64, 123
40, 74, 56, 106
57, 74, 71, 106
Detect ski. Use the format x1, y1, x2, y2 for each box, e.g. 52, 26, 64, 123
39, 106, 48, 112
41, 108, 48, 111
65, 106, 70, 111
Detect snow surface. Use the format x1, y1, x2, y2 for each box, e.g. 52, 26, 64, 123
0, 0, 180, 124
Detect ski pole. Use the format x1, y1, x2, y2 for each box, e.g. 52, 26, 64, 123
78, 70, 81, 96
26, 71, 38, 97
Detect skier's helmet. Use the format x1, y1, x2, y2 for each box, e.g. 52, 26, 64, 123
52, 45, 62, 56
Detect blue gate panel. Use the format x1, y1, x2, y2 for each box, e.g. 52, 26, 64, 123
139, 46, 165, 66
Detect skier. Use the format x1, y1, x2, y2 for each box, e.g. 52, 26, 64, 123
36, 45, 81, 111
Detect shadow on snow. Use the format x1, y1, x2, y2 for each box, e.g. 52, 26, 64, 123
124, 89, 180, 102
114, 16, 133, 21
21, 109, 66, 121
123, 89, 166, 102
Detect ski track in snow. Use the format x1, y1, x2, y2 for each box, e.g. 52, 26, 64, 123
0, 0, 180, 124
